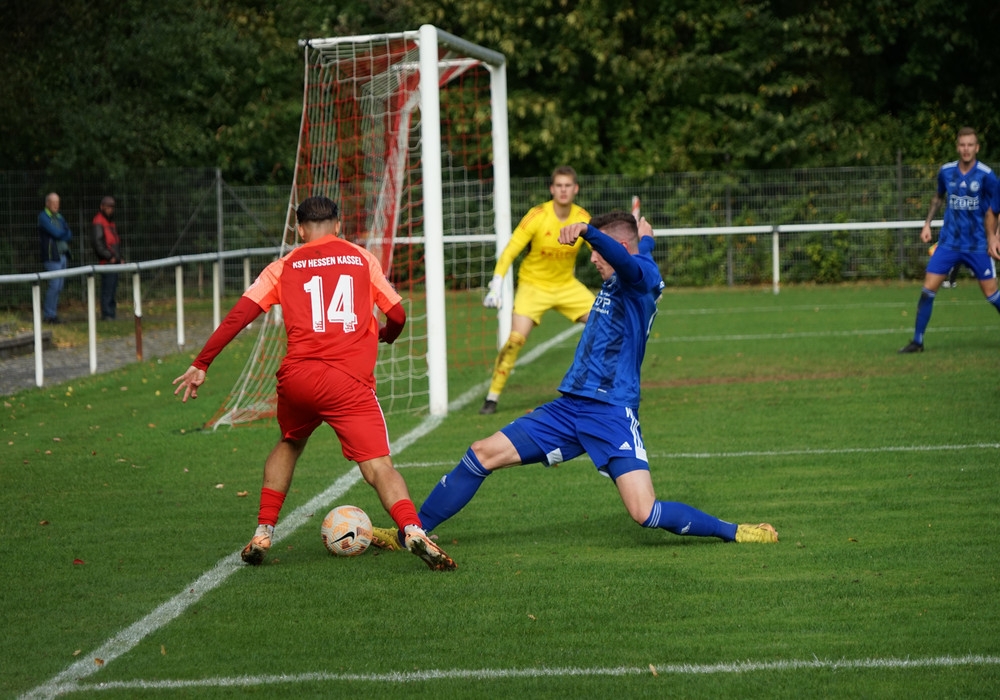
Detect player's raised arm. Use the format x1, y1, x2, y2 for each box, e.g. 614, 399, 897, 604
638, 216, 653, 240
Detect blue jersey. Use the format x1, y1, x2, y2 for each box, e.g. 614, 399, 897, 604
558, 228, 663, 408
936, 160, 999, 253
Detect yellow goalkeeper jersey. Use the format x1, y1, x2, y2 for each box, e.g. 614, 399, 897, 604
493, 201, 591, 291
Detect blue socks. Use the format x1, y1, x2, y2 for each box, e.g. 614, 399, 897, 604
913, 287, 936, 345
418, 448, 491, 533
987, 290, 1000, 313
642, 501, 738, 541
912, 286, 1000, 346
420, 451, 744, 542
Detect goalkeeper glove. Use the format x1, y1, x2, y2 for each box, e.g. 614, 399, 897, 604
483, 275, 503, 308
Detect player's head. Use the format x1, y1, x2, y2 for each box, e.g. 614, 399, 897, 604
589, 210, 639, 280
295, 196, 340, 241
100, 196, 115, 219
550, 165, 579, 206
955, 127, 980, 165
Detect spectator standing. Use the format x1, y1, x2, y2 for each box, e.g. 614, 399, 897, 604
91, 196, 122, 320
38, 192, 73, 323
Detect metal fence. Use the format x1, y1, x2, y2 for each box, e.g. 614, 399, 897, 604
0, 169, 289, 309
1, 164, 941, 310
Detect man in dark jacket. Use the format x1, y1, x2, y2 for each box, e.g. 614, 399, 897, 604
38, 192, 73, 323
91, 196, 122, 320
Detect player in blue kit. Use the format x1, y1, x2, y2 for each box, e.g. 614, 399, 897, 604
900, 127, 1000, 353
372, 211, 778, 549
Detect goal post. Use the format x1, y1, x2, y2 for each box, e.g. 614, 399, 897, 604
207, 25, 510, 428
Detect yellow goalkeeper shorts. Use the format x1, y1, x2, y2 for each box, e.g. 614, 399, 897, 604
512, 280, 595, 325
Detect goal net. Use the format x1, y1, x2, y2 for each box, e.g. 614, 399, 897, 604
208, 26, 510, 428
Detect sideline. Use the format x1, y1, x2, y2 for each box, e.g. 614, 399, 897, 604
22, 324, 584, 700
32, 654, 1000, 693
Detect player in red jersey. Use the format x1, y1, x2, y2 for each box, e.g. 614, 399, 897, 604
173, 196, 455, 570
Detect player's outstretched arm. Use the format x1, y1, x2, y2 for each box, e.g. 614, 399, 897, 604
171, 296, 264, 402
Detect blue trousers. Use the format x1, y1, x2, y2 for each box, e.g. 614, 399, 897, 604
100, 271, 119, 319
42, 256, 67, 320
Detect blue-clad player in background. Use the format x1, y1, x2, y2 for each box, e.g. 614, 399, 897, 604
900, 127, 1000, 353
373, 211, 778, 549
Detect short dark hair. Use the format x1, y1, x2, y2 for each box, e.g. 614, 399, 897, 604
551, 165, 578, 184
590, 210, 638, 241
957, 127, 978, 143
296, 196, 339, 223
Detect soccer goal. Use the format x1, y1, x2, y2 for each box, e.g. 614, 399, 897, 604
208, 25, 511, 428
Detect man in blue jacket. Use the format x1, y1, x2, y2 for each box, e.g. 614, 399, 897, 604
38, 192, 73, 323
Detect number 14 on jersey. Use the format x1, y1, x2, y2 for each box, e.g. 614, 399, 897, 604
303, 274, 358, 333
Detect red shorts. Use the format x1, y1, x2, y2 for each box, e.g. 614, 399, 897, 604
275, 360, 390, 463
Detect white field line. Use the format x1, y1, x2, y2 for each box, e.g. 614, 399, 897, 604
54, 654, 1000, 694
651, 324, 999, 344
650, 443, 1000, 459
22, 324, 584, 700
658, 299, 983, 316
391, 442, 1000, 471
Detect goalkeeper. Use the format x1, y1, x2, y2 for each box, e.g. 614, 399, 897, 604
479, 165, 593, 414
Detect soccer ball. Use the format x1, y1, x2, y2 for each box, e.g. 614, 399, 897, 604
320, 505, 373, 556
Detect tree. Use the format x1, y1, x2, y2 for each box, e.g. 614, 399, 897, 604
0, 0, 400, 183
2, 0, 998, 182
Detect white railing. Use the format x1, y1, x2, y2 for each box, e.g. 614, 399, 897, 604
0, 247, 280, 388
1, 218, 939, 390
650, 219, 938, 294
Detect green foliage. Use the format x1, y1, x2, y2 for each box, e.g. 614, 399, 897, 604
2, 1, 999, 183
396, 0, 1000, 174
0, 0, 399, 184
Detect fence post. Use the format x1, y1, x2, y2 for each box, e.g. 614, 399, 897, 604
87, 275, 97, 374
32, 283, 44, 387
133, 271, 143, 361
175, 265, 185, 348
212, 261, 221, 330
771, 226, 780, 295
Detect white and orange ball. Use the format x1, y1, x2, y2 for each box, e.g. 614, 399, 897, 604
320, 505, 373, 556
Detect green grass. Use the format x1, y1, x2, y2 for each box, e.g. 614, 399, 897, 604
3, 281, 1000, 699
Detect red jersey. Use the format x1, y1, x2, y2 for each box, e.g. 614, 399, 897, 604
244, 234, 401, 389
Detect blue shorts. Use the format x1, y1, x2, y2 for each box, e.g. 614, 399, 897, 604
928, 247, 996, 280
500, 394, 649, 478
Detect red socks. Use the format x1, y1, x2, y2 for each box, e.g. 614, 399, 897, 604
259, 492, 421, 533
389, 499, 421, 531
258, 487, 286, 527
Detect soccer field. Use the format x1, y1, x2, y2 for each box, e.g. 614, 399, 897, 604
4, 282, 999, 699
